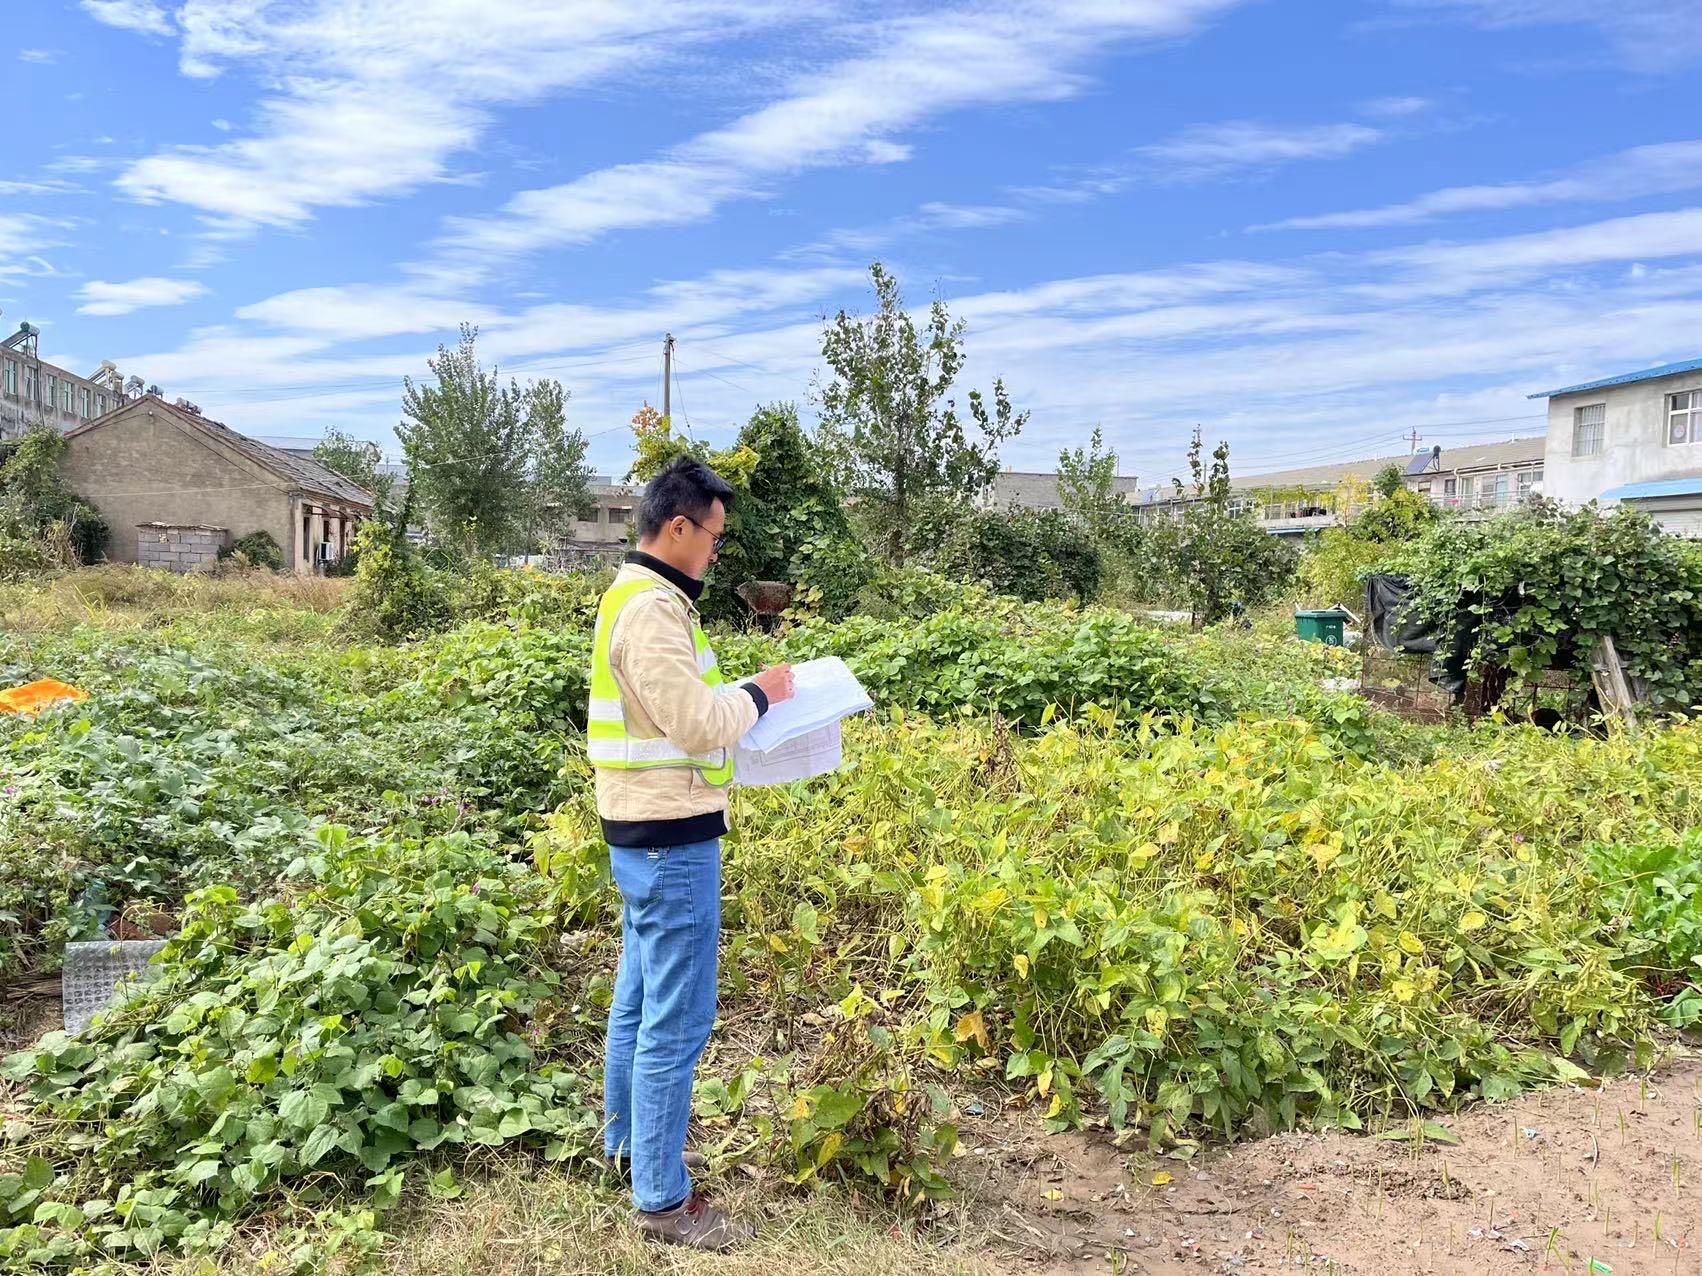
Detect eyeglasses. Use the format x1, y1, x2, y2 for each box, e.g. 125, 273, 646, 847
682, 515, 728, 552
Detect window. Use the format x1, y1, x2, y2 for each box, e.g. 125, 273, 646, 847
1482, 474, 1511, 508
1668, 391, 1701, 446
606, 505, 632, 524
61, 382, 74, 413
302, 510, 311, 559
45, 375, 56, 409
1573, 403, 1605, 457
79, 387, 90, 418
2, 361, 13, 396
23, 367, 37, 401
94, 393, 106, 416
1443, 477, 1457, 503
1517, 468, 1540, 501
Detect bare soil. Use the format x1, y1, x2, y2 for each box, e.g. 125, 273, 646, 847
957, 1055, 1702, 1276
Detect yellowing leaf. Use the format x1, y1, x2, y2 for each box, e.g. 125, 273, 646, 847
1033, 908, 1049, 929
1397, 930, 1425, 956
953, 1009, 990, 1051
786, 1094, 813, 1121
815, 1131, 844, 1168
1459, 911, 1488, 932
1013, 954, 1030, 979
1157, 822, 1181, 845
1132, 842, 1161, 863
1041, 1188, 1063, 1201
1037, 1066, 1053, 1097
767, 933, 791, 953
1151, 1171, 1173, 1186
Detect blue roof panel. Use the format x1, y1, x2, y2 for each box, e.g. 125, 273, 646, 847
1600, 476, 1702, 501
1529, 358, 1702, 399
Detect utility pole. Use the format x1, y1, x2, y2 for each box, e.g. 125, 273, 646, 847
662, 332, 674, 422
1405, 427, 1423, 454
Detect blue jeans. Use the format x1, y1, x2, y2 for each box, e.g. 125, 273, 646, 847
603, 837, 721, 1212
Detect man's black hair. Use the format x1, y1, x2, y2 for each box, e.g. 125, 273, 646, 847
637, 456, 736, 539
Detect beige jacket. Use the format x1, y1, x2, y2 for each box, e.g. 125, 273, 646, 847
593, 559, 760, 842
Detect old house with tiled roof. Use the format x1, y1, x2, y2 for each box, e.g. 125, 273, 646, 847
60, 395, 373, 573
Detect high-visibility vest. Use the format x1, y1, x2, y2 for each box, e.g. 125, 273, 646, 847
586, 577, 735, 786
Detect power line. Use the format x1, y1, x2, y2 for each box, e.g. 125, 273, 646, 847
683, 338, 778, 381
686, 363, 762, 399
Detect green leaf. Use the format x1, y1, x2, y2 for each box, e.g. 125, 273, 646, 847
22, 1158, 53, 1192
278, 1089, 328, 1130
806, 1086, 864, 1131
301, 1124, 342, 1168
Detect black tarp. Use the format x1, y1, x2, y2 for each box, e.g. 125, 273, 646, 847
1364, 574, 1473, 696
1365, 574, 1435, 655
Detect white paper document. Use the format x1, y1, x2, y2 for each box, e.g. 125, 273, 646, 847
733, 722, 843, 786
738, 656, 872, 754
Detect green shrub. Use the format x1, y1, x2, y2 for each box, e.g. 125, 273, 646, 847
220, 530, 286, 571
1388, 501, 1702, 711
1590, 828, 1702, 1025
919, 507, 1101, 602
1, 827, 598, 1267
343, 522, 451, 640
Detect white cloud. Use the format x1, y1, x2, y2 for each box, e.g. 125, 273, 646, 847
76, 276, 210, 316
81, 0, 173, 37
0, 214, 69, 281
1361, 95, 1432, 116
787, 200, 1032, 258
0, 178, 83, 197
1391, 1, 1702, 72
1365, 206, 1702, 297
1259, 140, 1702, 231
19, 48, 63, 64
1137, 121, 1385, 178
101, 1, 807, 230
436, 2, 1241, 264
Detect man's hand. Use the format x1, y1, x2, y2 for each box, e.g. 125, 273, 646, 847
750, 663, 795, 705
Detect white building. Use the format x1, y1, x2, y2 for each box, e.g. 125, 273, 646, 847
1532, 358, 1702, 536
1402, 437, 1545, 512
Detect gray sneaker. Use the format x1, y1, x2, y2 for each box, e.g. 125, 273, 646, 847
634, 1195, 754, 1251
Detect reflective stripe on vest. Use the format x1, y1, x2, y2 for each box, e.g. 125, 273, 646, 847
587, 577, 734, 785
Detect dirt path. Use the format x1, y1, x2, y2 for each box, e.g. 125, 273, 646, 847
957, 1055, 1702, 1276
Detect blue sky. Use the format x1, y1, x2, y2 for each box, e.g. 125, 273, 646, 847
5, 0, 1702, 483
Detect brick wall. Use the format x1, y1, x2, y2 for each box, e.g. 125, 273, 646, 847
61, 401, 297, 566
136, 524, 228, 572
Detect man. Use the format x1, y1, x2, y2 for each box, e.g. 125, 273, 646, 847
588, 456, 794, 1250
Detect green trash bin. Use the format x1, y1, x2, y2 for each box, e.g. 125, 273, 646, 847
1295, 608, 1350, 646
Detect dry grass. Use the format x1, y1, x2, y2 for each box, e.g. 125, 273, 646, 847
0, 564, 348, 636
123, 1161, 991, 1276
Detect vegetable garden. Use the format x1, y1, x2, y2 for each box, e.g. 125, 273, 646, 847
0, 562, 1698, 1272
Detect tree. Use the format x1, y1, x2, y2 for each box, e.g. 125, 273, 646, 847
1058, 425, 1141, 555
313, 429, 394, 514
1151, 431, 1297, 625
1373, 463, 1405, 499
816, 261, 1027, 563
396, 325, 590, 555
0, 426, 108, 565
519, 379, 594, 553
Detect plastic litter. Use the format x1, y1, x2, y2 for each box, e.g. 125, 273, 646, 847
62, 939, 166, 1034
0, 679, 88, 716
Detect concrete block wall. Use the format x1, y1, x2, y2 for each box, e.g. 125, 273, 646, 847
137, 525, 228, 573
